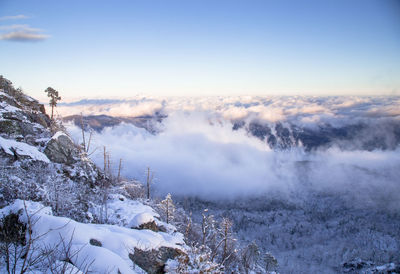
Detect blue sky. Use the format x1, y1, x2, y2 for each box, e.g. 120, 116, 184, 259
0, 0, 399, 100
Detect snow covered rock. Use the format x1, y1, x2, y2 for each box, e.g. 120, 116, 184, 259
44, 131, 79, 164
130, 212, 158, 231
0, 135, 50, 162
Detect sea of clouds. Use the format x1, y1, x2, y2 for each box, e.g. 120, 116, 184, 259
63, 96, 400, 208
57, 95, 400, 126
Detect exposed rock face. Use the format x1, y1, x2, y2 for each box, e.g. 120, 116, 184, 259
129, 247, 186, 274
44, 133, 79, 164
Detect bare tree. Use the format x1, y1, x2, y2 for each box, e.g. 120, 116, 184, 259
211, 217, 236, 268
241, 241, 260, 274
77, 114, 96, 157
201, 209, 216, 247
117, 158, 122, 183
146, 167, 154, 200
159, 193, 175, 224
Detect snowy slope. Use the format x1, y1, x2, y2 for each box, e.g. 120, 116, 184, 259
0, 200, 185, 274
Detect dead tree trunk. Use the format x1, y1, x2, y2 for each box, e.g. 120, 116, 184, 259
146, 167, 151, 199
117, 158, 122, 182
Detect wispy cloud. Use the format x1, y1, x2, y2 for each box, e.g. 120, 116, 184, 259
0, 14, 29, 21
0, 30, 49, 42
0, 24, 49, 42
0, 24, 43, 32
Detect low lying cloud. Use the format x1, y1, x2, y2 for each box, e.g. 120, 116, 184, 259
65, 109, 400, 209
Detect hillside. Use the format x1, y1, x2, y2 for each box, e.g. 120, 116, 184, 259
0, 76, 221, 273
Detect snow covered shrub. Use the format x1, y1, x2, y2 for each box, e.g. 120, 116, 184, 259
121, 180, 146, 199
0, 201, 49, 273
0, 213, 27, 245
165, 245, 223, 273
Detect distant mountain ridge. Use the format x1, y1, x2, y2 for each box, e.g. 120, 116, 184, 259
63, 112, 400, 151
58, 95, 400, 151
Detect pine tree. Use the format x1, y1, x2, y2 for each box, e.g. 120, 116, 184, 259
44, 87, 61, 120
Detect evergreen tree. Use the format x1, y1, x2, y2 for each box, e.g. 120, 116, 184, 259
44, 87, 61, 120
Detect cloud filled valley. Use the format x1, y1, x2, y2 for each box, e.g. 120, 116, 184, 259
62, 96, 400, 203
60, 96, 400, 273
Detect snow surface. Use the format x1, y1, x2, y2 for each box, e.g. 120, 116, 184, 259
105, 194, 160, 227
0, 200, 185, 274
0, 136, 50, 163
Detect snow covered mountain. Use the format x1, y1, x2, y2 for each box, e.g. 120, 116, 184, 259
0, 76, 237, 273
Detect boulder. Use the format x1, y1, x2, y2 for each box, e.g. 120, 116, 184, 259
44, 132, 79, 164
129, 246, 186, 274
89, 238, 102, 247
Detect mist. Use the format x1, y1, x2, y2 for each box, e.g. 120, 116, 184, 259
65, 105, 400, 209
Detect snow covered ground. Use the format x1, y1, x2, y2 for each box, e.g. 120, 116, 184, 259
0, 199, 185, 273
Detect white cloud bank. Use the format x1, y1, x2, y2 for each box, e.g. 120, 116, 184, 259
57, 96, 400, 128
65, 101, 400, 208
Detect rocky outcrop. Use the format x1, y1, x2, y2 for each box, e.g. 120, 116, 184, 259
129, 247, 186, 274
44, 133, 79, 164
0, 76, 51, 146
0, 76, 105, 221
